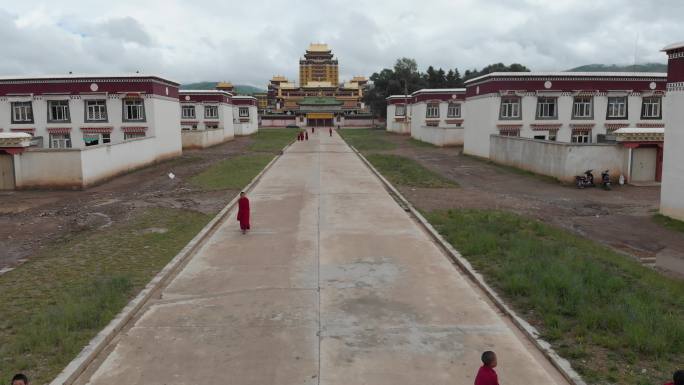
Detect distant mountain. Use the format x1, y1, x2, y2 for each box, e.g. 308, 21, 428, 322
180, 82, 266, 95
566, 63, 667, 73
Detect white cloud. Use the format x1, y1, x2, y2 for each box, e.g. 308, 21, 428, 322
0, 0, 680, 86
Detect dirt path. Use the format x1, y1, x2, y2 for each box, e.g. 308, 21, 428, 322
378, 134, 684, 276
0, 137, 255, 272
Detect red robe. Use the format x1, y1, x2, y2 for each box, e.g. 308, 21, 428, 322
237, 196, 250, 230
312, 127, 315, 133
305, 132, 309, 140
329, 127, 333, 137
474, 366, 499, 385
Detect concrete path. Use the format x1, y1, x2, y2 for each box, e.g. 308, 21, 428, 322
80, 131, 569, 385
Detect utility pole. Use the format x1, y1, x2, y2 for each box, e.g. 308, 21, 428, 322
403, 79, 410, 133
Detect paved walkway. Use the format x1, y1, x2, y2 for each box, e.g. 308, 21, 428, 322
81, 131, 569, 385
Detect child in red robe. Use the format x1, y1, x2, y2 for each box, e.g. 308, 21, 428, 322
474, 351, 499, 385
237, 192, 250, 234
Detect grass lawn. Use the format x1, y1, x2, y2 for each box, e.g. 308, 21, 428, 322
426, 209, 684, 385
653, 213, 684, 233
190, 154, 274, 190
339, 128, 397, 152
365, 154, 457, 188
0, 208, 212, 385
248, 128, 299, 152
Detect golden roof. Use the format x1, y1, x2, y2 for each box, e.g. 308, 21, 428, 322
216, 81, 233, 88
307, 43, 330, 52
271, 75, 288, 82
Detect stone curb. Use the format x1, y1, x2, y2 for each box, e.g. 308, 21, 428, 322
349, 145, 587, 385
49, 141, 293, 385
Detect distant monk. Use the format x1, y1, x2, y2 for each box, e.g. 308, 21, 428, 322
474, 351, 499, 385
237, 192, 250, 234
312, 127, 315, 134
305, 131, 309, 140
329, 127, 333, 137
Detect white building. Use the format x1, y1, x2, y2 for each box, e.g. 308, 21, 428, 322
0, 74, 181, 189
385, 95, 411, 134
409, 89, 466, 146
232, 96, 258, 136
463, 72, 667, 158
661, 42, 684, 221
385, 89, 466, 146
179, 90, 235, 149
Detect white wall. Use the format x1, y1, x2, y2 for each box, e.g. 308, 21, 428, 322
464, 96, 498, 157
13, 149, 83, 188
182, 129, 226, 149
661, 91, 684, 220
489, 135, 628, 183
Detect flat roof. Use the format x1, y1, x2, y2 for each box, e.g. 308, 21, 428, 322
179, 89, 232, 95
232, 95, 257, 100
411, 88, 466, 95
386, 94, 411, 100
613, 126, 665, 135
465, 71, 667, 84
662, 41, 684, 51
0, 73, 179, 86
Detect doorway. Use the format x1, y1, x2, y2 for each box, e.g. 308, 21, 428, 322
0, 154, 16, 190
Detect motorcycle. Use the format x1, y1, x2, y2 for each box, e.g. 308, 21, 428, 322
601, 170, 611, 190
575, 169, 595, 189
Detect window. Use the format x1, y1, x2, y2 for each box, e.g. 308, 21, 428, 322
48, 100, 70, 122
204, 105, 218, 119
426, 103, 440, 118
447, 103, 461, 118
50, 133, 72, 149
395, 104, 406, 116
536, 97, 557, 119
182, 105, 196, 119
548, 132, 557, 141
572, 96, 593, 119
123, 99, 145, 121
534, 135, 546, 140
641, 97, 662, 119
85, 100, 108, 121
205, 123, 219, 130
499, 130, 520, 137
606, 97, 627, 119
239, 107, 249, 117
83, 133, 111, 146
500, 97, 521, 119
124, 132, 146, 140
571, 130, 592, 143
11, 102, 33, 123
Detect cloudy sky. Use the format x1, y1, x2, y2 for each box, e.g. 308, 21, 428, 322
0, 0, 681, 87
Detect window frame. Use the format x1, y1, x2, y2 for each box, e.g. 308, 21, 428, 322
606, 96, 628, 120
499, 97, 521, 120
181, 105, 196, 119
204, 105, 219, 119
536, 97, 558, 120
84, 99, 108, 122
572, 96, 593, 120
47, 100, 71, 123
122, 99, 146, 122
238, 107, 250, 117
571, 130, 592, 144
447, 103, 461, 118
641, 97, 662, 120
11, 101, 34, 124
124, 131, 146, 140
394, 104, 406, 116
425, 103, 440, 118
49, 133, 72, 149
83, 132, 111, 147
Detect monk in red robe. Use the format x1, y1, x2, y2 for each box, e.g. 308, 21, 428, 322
305, 131, 309, 140
474, 351, 499, 385
237, 192, 250, 234
312, 127, 315, 134
329, 127, 333, 137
